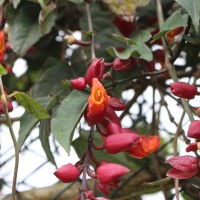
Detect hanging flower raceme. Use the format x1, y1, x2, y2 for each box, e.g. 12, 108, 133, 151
166, 156, 198, 179
129, 135, 160, 158
96, 162, 129, 195
85, 78, 110, 125
85, 58, 105, 87
170, 82, 198, 99
54, 163, 80, 183
0, 31, 5, 62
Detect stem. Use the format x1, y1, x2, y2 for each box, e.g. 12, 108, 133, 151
156, 0, 194, 122
0, 77, 19, 200
86, 3, 95, 60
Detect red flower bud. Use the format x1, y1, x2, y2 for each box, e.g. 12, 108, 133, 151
106, 122, 122, 135
85, 58, 105, 87
112, 58, 134, 71
97, 181, 110, 195
84, 190, 95, 199
54, 163, 80, 183
0, 31, 5, 62
186, 142, 198, 152
113, 16, 136, 37
104, 106, 120, 125
96, 163, 129, 184
70, 77, 86, 90
105, 133, 139, 154
166, 155, 198, 179
170, 82, 198, 99
109, 97, 126, 111
187, 120, 200, 139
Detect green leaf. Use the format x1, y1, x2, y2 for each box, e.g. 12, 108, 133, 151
107, 43, 153, 61
18, 112, 39, 150
51, 90, 89, 154
68, 0, 84, 5
5, 2, 55, 55
72, 130, 137, 169
39, 119, 57, 167
130, 30, 152, 43
0, 64, 7, 76
13, 91, 49, 119
30, 57, 76, 98
176, 0, 200, 33
153, 9, 188, 40
18, 96, 59, 150
38, 2, 57, 34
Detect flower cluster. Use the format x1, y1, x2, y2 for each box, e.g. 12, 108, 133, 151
54, 57, 160, 198
166, 82, 200, 179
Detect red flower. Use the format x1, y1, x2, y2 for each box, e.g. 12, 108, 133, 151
0, 31, 5, 62
86, 78, 110, 125
70, 77, 86, 90
54, 163, 80, 183
170, 82, 198, 99
187, 120, 200, 139
186, 142, 198, 152
109, 97, 126, 111
105, 133, 139, 154
96, 162, 129, 195
166, 156, 198, 179
85, 58, 105, 87
96, 163, 129, 184
112, 58, 135, 71
129, 135, 160, 158
167, 27, 184, 44
106, 122, 122, 135
113, 16, 136, 37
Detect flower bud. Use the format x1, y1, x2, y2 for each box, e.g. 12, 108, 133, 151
0, 31, 5, 62
109, 97, 126, 111
85, 58, 105, 87
54, 163, 80, 183
96, 163, 129, 184
186, 142, 198, 152
84, 190, 95, 199
106, 122, 121, 135
166, 155, 198, 179
70, 77, 86, 90
170, 82, 198, 99
112, 58, 134, 71
187, 120, 200, 139
105, 133, 139, 154
97, 182, 109, 195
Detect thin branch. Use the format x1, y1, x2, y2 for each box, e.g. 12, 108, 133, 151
0, 77, 19, 200
86, 3, 95, 60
